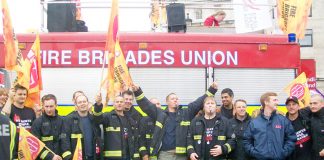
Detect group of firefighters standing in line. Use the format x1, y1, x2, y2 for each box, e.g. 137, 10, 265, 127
0, 81, 324, 160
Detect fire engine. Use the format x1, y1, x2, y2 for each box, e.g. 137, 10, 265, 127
0, 32, 316, 115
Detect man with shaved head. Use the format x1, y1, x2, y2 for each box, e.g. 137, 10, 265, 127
309, 94, 324, 159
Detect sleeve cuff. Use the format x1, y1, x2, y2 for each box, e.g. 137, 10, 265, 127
206, 87, 218, 96
134, 88, 145, 100
94, 102, 103, 114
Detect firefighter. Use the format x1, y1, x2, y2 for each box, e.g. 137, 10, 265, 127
227, 99, 251, 160
93, 94, 139, 160
138, 98, 166, 160
187, 96, 235, 160
0, 111, 17, 160
62, 95, 101, 160
132, 82, 218, 160
31, 94, 64, 160
309, 94, 324, 159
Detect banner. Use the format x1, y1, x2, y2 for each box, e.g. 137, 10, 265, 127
24, 34, 43, 107
284, 72, 310, 108
103, 0, 133, 101
150, 0, 167, 31
72, 137, 82, 160
277, 0, 312, 39
18, 127, 45, 160
233, 0, 272, 33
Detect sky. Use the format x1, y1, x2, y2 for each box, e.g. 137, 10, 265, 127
0, 0, 152, 33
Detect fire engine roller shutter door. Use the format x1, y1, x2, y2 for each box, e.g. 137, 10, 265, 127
213, 68, 295, 105
42, 68, 103, 105
129, 68, 206, 105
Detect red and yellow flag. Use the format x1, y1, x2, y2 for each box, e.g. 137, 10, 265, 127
18, 127, 45, 160
103, 0, 133, 101
23, 34, 43, 108
72, 137, 83, 160
284, 72, 310, 108
277, 0, 312, 39
1, 0, 24, 72
76, 0, 82, 20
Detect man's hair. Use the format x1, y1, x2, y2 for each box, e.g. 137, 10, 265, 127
166, 93, 177, 102
0, 88, 8, 96
221, 88, 234, 97
42, 94, 57, 105
311, 94, 324, 102
234, 99, 247, 106
122, 90, 134, 97
216, 10, 226, 16
72, 91, 84, 100
260, 92, 277, 107
203, 96, 216, 105
75, 95, 89, 103
14, 84, 28, 94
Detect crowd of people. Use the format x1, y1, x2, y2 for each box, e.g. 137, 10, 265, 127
0, 82, 324, 160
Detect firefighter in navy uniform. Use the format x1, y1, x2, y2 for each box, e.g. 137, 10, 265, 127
132, 82, 218, 160
309, 94, 324, 160
62, 95, 101, 160
31, 94, 65, 160
227, 99, 251, 160
93, 94, 139, 160
187, 97, 235, 160
0, 112, 17, 160
138, 98, 166, 160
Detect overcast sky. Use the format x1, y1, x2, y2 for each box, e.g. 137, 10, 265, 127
0, 0, 152, 33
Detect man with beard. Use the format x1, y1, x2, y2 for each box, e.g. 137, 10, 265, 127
285, 96, 312, 160
220, 88, 234, 119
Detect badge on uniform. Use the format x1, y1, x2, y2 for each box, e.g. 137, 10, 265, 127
198, 140, 201, 144
231, 133, 236, 139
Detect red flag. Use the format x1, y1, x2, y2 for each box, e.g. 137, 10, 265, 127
24, 34, 43, 107
1, 0, 17, 70
105, 0, 118, 100
72, 137, 83, 160
18, 127, 45, 160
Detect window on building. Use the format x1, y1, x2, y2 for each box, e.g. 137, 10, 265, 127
298, 29, 313, 47
195, 9, 202, 19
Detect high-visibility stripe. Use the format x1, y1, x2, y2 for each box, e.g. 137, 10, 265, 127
218, 136, 226, 141
155, 121, 163, 128
176, 147, 186, 154
180, 121, 190, 126
181, 106, 188, 109
187, 145, 194, 151
139, 146, 147, 152
104, 150, 122, 157
194, 135, 202, 140
206, 90, 213, 96
9, 121, 16, 160
41, 136, 54, 142
134, 153, 140, 158
146, 134, 152, 139
150, 147, 154, 154
150, 156, 157, 160
40, 150, 50, 159
93, 111, 103, 116
136, 93, 145, 101
105, 127, 121, 132
71, 134, 83, 139
62, 151, 72, 158
225, 143, 232, 153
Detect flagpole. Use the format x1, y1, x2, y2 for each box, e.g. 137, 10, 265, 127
99, 51, 107, 93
